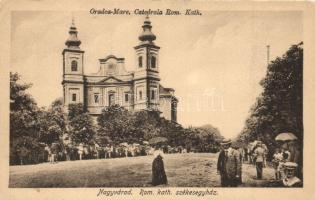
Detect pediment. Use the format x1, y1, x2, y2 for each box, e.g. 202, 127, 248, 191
99, 55, 125, 63
97, 76, 123, 84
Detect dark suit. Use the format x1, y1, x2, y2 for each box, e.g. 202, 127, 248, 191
217, 148, 241, 187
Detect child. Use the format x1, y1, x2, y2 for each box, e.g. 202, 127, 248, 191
278, 150, 289, 179
272, 148, 283, 180
282, 162, 302, 187
268, 162, 302, 187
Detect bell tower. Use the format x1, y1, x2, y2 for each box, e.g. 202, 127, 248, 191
62, 19, 85, 110
134, 16, 160, 110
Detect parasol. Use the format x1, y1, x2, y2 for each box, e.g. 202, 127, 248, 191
148, 137, 168, 145
275, 132, 298, 141
120, 142, 129, 147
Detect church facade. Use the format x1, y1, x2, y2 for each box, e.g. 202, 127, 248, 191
62, 17, 178, 122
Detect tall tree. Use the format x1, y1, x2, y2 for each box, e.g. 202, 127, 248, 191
96, 104, 136, 145
68, 103, 95, 145
10, 72, 41, 164
237, 42, 303, 158
133, 110, 162, 142
37, 98, 66, 145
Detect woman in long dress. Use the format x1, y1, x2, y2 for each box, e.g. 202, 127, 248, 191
152, 146, 167, 186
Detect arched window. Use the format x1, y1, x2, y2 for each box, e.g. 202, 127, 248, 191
138, 56, 143, 68
71, 60, 78, 71
151, 56, 156, 68
108, 93, 115, 106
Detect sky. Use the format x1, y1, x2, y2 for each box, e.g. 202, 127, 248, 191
11, 11, 302, 139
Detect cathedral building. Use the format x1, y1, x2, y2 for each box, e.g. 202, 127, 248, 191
62, 17, 178, 122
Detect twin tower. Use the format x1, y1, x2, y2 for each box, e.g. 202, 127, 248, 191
62, 16, 178, 122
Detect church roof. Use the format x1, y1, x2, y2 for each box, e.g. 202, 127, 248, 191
159, 84, 174, 95
159, 85, 178, 102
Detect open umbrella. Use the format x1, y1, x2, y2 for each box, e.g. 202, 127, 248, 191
120, 142, 129, 147
149, 137, 168, 145
275, 132, 298, 141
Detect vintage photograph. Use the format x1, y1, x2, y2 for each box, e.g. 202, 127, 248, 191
9, 10, 303, 188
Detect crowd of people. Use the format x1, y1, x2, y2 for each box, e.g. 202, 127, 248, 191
15, 136, 302, 187
42, 142, 189, 164
216, 139, 302, 187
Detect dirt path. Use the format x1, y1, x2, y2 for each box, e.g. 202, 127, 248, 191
9, 153, 275, 187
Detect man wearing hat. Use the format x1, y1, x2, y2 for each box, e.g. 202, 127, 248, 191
217, 139, 241, 187
282, 162, 302, 187
268, 162, 302, 187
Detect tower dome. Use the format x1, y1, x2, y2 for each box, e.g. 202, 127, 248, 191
138, 16, 156, 43
65, 19, 81, 49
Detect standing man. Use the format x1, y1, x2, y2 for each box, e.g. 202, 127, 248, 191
78, 143, 84, 160
44, 144, 51, 163
262, 143, 269, 167
51, 143, 58, 163
64, 145, 71, 161
217, 139, 242, 187
253, 141, 265, 179
233, 143, 243, 184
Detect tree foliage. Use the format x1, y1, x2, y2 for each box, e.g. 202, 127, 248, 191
133, 110, 163, 142
182, 125, 223, 152
237, 42, 303, 156
37, 98, 66, 145
96, 104, 135, 144
10, 72, 42, 164
96, 105, 223, 152
68, 103, 95, 145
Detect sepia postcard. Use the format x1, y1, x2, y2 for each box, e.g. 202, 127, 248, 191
1, 0, 315, 199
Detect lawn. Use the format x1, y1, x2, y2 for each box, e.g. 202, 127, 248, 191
9, 153, 274, 188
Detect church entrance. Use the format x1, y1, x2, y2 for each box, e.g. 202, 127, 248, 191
108, 93, 115, 106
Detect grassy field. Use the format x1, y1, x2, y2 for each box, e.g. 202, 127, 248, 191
9, 153, 274, 188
